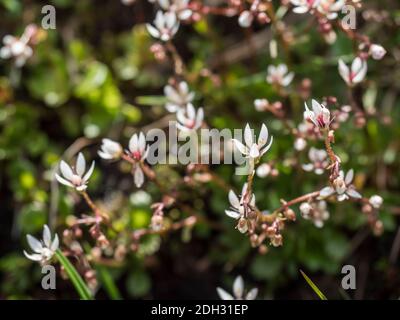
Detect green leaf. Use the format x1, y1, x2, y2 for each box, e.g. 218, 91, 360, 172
300, 270, 327, 300
55, 250, 93, 300
96, 265, 122, 300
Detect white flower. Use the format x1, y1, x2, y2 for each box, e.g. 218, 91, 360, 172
176, 103, 204, 131
164, 81, 195, 112
217, 275, 258, 300
146, 11, 180, 42
338, 57, 367, 86
303, 99, 331, 129
369, 195, 383, 209
238, 11, 253, 27
55, 152, 95, 192
256, 163, 271, 178
0, 26, 34, 67
369, 44, 386, 60
302, 147, 328, 175
225, 183, 255, 234
24, 225, 59, 264
128, 132, 149, 188
254, 99, 269, 111
294, 137, 307, 151
266, 64, 294, 87
98, 138, 123, 160
290, 0, 320, 14
300, 201, 329, 228
317, 0, 345, 19
157, 0, 192, 20
232, 123, 273, 160
319, 169, 362, 201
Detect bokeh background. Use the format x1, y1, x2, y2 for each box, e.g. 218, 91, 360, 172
0, 0, 400, 299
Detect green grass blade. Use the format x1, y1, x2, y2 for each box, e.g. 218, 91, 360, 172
300, 270, 328, 300
96, 265, 122, 300
55, 249, 93, 300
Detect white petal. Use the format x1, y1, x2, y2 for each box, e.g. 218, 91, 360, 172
178, 9, 192, 20
345, 169, 354, 185
195, 108, 204, 128
282, 72, 294, 86
258, 124, 269, 146
43, 225, 51, 248
82, 161, 95, 183
138, 132, 146, 153
337, 193, 348, 202
232, 139, 248, 155
260, 136, 273, 156
352, 60, 367, 83
225, 210, 241, 219
55, 173, 74, 188
129, 134, 138, 153
24, 251, 42, 262
246, 288, 258, 300
76, 153, 86, 177
60, 160, 73, 180
311, 99, 322, 115
249, 144, 260, 158
233, 276, 244, 299
244, 124, 253, 148
338, 59, 349, 83
228, 190, 240, 208
351, 57, 363, 74
0, 46, 11, 59
347, 188, 362, 199
146, 24, 161, 39
51, 234, 59, 251
186, 103, 195, 120
293, 6, 309, 14
319, 186, 335, 197
98, 150, 113, 160
302, 163, 314, 172
134, 166, 144, 188
217, 288, 234, 300
26, 235, 43, 253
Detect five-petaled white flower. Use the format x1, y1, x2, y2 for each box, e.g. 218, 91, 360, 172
232, 123, 273, 160
302, 147, 329, 175
157, 0, 192, 20
319, 169, 362, 201
24, 225, 59, 264
304, 99, 331, 129
266, 64, 294, 87
338, 57, 367, 86
317, 0, 345, 20
164, 81, 195, 113
146, 11, 180, 42
176, 103, 204, 132
217, 275, 258, 300
128, 132, 149, 188
290, 0, 320, 14
98, 138, 123, 160
0, 24, 37, 67
300, 201, 330, 228
55, 152, 95, 192
225, 183, 255, 234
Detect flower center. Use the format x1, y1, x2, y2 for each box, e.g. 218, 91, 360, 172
132, 151, 142, 160
71, 174, 82, 186
186, 119, 196, 129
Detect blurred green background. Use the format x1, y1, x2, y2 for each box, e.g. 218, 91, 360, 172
0, 0, 399, 299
